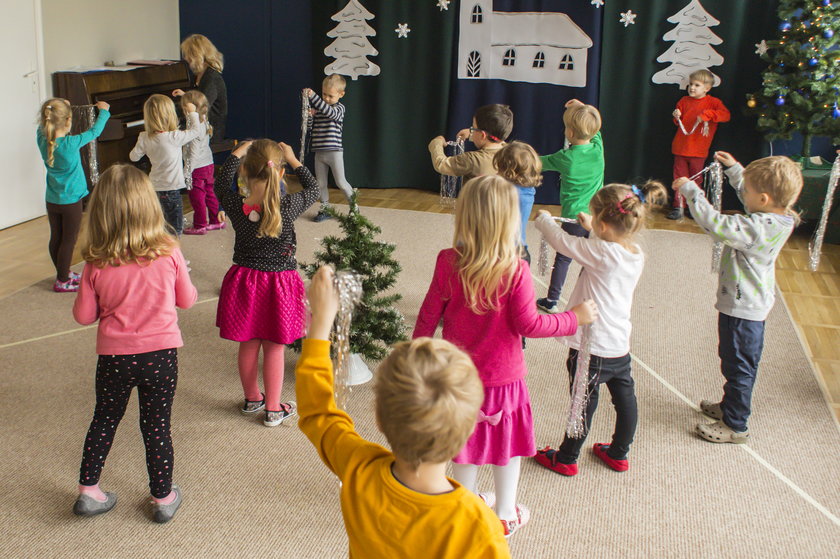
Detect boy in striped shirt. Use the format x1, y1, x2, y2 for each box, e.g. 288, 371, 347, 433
304, 74, 354, 222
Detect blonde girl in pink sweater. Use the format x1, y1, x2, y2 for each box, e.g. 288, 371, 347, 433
413, 175, 597, 538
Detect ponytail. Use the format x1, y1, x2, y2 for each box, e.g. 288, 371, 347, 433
38, 99, 72, 168
591, 180, 668, 238
258, 163, 283, 238
240, 139, 285, 238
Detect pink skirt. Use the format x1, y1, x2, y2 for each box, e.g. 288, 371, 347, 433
216, 265, 306, 345
454, 378, 536, 466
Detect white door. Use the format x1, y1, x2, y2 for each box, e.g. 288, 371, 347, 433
0, 0, 45, 229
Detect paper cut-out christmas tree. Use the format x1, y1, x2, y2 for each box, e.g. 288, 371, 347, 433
652, 0, 724, 88
324, 0, 381, 80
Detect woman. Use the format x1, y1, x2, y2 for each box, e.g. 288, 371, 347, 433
173, 34, 228, 141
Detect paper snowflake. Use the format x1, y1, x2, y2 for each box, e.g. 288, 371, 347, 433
619, 10, 637, 27
395, 23, 411, 38
591, 0, 604, 7
755, 40, 768, 56
436, 0, 450, 11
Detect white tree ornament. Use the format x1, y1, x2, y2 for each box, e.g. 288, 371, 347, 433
755, 40, 768, 56
652, 0, 724, 88
324, 0, 381, 80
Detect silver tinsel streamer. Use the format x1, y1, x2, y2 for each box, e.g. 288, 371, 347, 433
706, 161, 724, 272
331, 270, 364, 410
439, 140, 464, 208
74, 105, 100, 186
565, 325, 592, 439
300, 91, 310, 162
809, 154, 840, 272
537, 216, 578, 277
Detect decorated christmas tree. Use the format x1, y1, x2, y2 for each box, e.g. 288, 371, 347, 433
295, 195, 406, 360
749, 0, 840, 157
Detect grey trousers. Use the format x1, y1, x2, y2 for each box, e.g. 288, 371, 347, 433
314, 150, 353, 204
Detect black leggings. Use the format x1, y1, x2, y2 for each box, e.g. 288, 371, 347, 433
46, 200, 83, 282
79, 349, 178, 498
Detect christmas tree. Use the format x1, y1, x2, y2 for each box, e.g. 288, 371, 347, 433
652, 0, 724, 88
324, 0, 381, 80
294, 195, 406, 360
749, 0, 840, 157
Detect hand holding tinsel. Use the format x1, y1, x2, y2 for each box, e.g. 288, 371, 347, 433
537, 215, 579, 277
439, 140, 464, 208
705, 161, 724, 272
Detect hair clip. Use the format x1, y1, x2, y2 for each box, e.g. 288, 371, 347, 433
46, 105, 52, 110
266, 160, 275, 168
631, 184, 646, 203
616, 193, 634, 214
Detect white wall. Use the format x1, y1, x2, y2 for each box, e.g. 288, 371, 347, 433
42, 0, 180, 93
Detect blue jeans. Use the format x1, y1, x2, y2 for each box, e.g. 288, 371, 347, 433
516, 186, 536, 249
546, 221, 589, 302
157, 190, 184, 236
718, 313, 765, 432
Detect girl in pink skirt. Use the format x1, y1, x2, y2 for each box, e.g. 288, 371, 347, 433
215, 139, 320, 427
413, 175, 598, 538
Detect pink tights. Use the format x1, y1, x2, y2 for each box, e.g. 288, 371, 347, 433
238, 339, 286, 412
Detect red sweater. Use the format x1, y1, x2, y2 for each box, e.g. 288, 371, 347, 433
671, 95, 730, 158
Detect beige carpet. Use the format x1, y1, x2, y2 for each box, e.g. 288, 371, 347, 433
1, 205, 839, 558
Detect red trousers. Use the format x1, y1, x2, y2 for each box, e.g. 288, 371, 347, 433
672, 155, 706, 208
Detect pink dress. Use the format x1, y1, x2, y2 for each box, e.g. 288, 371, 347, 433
413, 248, 578, 465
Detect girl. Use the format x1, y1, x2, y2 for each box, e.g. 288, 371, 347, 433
533, 181, 667, 476
413, 175, 598, 538
172, 34, 227, 141
72, 164, 197, 523
180, 90, 224, 235
215, 139, 320, 427
36, 98, 110, 292
493, 141, 542, 264
129, 94, 201, 235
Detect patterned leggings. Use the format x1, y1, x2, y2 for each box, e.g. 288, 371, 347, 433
78, 349, 178, 498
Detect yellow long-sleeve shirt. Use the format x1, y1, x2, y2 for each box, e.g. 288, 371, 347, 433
296, 339, 511, 559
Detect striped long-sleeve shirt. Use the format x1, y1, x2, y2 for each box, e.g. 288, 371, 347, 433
308, 93, 345, 151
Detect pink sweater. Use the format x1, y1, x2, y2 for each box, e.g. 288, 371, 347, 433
413, 249, 578, 387
73, 247, 198, 355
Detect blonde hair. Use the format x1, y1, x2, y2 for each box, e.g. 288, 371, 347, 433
143, 94, 179, 135
743, 156, 803, 223
494, 141, 543, 187
240, 139, 285, 238
589, 180, 668, 240
82, 164, 175, 267
323, 73, 347, 92
375, 337, 484, 469
38, 98, 72, 167
180, 34, 224, 74
454, 175, 521, 313
689, 69, 715, 87
180, 89, 213, 137
563, 103, 601, 142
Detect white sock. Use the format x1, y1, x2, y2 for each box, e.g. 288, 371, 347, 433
450, 462, 479, 493
493, 457, 521, 521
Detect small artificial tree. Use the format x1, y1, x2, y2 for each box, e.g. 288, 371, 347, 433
294, 194, 406, 360
749, 0, 840, 157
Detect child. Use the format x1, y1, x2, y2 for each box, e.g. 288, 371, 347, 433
304, 74, 353, 222
536, 99, 604, 313
214, 139, 320, 427
668, 69, 730, 220
413, 175, 597, 537
36, 98, 110, 292
533, 181, 667, 476
298, 266, 511, 558
494, 141, 543, 263
72, 164, 197, 523
674, 151, 802, 443
129, 94, 201, 235
429, 104, 513, 181
180, 90, 225, 235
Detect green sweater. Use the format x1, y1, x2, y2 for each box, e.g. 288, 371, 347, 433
540, 131, 604, 218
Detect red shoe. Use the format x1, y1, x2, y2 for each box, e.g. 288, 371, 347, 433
534, 446, 578, 476
592, 443, 629, 472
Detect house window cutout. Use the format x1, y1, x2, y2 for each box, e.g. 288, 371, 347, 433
533, 52, 546, 68
559, 54, 574, 70
503, 49, 516, 67
471, 5, 483, 23
467, 51, 481, 77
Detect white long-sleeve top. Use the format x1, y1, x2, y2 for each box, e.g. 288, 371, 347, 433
183, 118, 214, 171
130, 111, 200, 191
535, 213, 645, 358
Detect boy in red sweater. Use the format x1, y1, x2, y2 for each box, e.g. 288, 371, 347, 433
668, 69, 730, 220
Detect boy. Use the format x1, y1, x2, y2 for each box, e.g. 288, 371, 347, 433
536, 99, 604, 313
305, 74, 354, 222
297, 267, 511, 559
669, 69, 730, 220
428, 104, 513, 180
673, 151, 803, 443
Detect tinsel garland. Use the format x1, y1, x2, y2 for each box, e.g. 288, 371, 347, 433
537, 216, 578, 276
439, 140, 464, 208
809, 154, 840, 272
73, 105, 100, 186
566, 324, 593, 439
706, 162, 724, 272
331, 270, 364, 410
300, 91, 310, 162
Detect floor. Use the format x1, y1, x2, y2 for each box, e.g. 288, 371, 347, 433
2, 186, 838, 422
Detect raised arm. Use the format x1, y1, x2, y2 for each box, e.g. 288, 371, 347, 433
428, 136, 478, 176
535, 213, 604, 268
67, 107, 110, 150
308, 92, 345, 122
278, 141, 320, 221
678, 180, 765, 253
214, 151, 244, 212
539, 149, 571, 175
171, 112, 202, 146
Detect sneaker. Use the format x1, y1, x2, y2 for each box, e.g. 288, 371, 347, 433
477, 492, 496, 509
73, 492, 117, 517
241, 394, 266, 415
666, 208, 684, 220
313, 210, 332, 223
205, 222, 226, 231
536, 298, 558, 313
500, 505, 530, 538
151, 484, 182, 524
699, 400, 723, 420
534, 446, 578, 476
54, 278, 79, 293
696, 420, 749, 444
264, 401, 297, 427
592, 443, 629, 472
183, 226, 207, 235
69, 271, 81, 282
